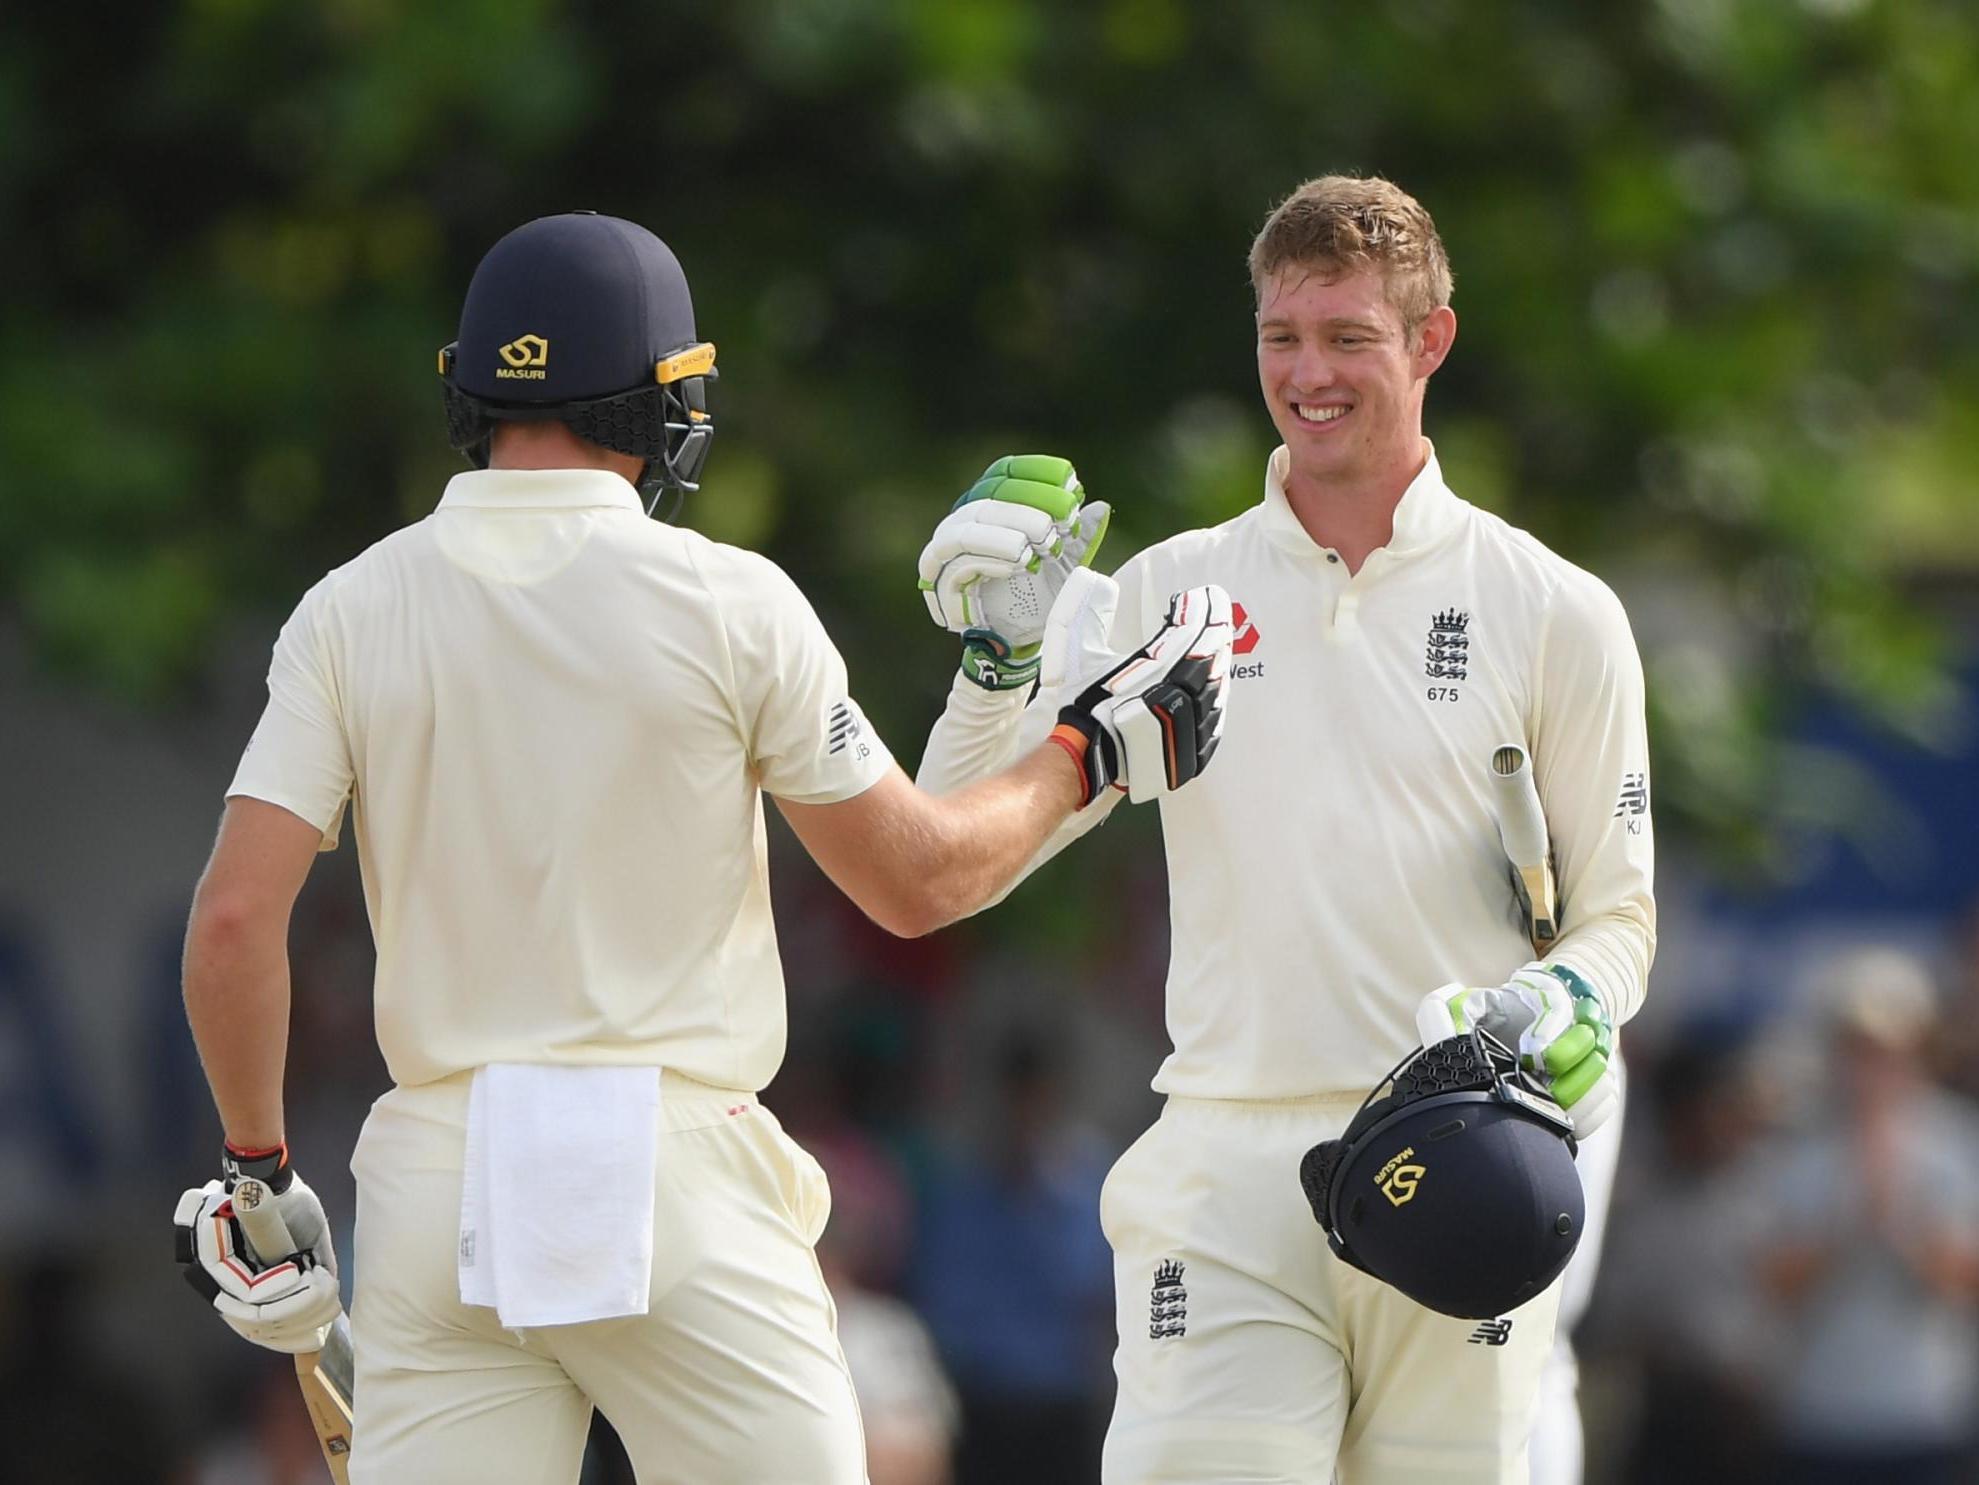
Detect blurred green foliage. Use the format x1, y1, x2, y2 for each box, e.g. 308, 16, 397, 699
5, 0, 1976, 873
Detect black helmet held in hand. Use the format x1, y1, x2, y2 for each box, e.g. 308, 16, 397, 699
1299, 1028, 1584, 1320
439, 211, 717, 507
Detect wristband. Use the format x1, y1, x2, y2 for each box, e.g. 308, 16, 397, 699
960, 627, 1041, 692
1046, 723, 1094, 807
222, 1140, 293, 1194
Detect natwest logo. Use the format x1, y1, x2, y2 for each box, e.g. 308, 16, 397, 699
1231, 601, 1261, 655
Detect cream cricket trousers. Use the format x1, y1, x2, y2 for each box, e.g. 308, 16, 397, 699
345, 1071, 867, 1484
1099, 1092, 1561, 1485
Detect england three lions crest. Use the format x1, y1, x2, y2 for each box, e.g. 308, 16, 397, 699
1425, 609, 1470, 681
1149, 1259, 1187, 1340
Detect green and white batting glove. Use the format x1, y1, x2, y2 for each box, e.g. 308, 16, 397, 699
1415, 964, 1618, 1136
917, 454, 1112, 691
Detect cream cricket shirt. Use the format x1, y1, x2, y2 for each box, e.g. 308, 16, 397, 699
229, 469, 892, 1090
921, 445, 1654, 1100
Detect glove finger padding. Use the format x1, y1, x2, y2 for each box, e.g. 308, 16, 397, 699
1061, 499, 1110, 567
959, 453, 1088, 524
1538, 991, 1615, 1124
932, 500, 1114, 657
1416, 966, 1616, 1135
970, 497, 1112, 651
174, 1180, 343, 1354
1415, 980, 1553, 1054
949, 510, 1124, 696
918, 452, 1110, 667
1054, 583, 1233, 805
1558, 1059, 1619, 1137
918, 504, 1057, 632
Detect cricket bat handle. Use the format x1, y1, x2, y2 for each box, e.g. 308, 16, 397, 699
230, 1177, 356, 1482
1488, 744, 1559, 949
229, 1176, 298, 1262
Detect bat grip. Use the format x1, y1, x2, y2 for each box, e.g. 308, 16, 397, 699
1487, 743, 1560, 946
231, 1177, 300, 1264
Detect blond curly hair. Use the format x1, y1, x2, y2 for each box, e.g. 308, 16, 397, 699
1248, 175, 1454, 331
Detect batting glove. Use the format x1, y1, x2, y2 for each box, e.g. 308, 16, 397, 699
174, 1143, 343, 1354
1049, 572, 1233, 805
1416, 965, 1618, 1135
917, 454, 1111, 691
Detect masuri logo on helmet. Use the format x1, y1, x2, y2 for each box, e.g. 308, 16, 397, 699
496, 335, 550, 375
1373, 1147, 1425, 1207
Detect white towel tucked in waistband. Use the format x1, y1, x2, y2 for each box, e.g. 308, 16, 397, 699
458, 1064, 662, 1328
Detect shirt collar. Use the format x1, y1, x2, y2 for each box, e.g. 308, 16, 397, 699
436, 468, 643, 513
1258, 440, 1464, 560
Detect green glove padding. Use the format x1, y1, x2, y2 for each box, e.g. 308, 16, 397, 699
918, 454, 1112, 690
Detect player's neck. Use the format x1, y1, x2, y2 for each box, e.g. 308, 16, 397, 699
1282, 438, 1429, 575
489, 423, 644, 484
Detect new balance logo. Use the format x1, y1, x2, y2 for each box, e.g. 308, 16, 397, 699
1149, 1259, 1187, 1340
827, 702, 862, 756
1468, 1318, 1513, 1347
1614, 772, 1648, 818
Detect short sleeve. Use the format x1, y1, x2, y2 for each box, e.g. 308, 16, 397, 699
228, 580, 356, 848
714, 551, 894, 804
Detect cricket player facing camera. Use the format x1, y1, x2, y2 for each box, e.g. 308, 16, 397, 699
915, 176, 1654, 1483
171, 210, 1234, 1484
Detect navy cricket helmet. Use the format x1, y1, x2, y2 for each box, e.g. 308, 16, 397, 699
1299, 1029, 1584, 1319
438, 211, 717, 507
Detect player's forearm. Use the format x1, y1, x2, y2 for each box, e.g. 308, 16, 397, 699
780, 752, 1087, 939
183, 896, 292, 1149
797, 741, 1086, 939
905, 743, 1086, 933
917, 673, 1113, 910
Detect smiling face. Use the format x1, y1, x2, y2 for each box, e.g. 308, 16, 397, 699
1255, 264, 1455, 494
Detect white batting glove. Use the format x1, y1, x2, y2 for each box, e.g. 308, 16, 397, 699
961, 499, 1110, 648
919, 499, 1060, 636
1038, 559, 1125, 696
1050, 574, 1233, 805
1416, 964, 1618, 1135
918, 455, 1111, 691
174, 1160, 343, 1354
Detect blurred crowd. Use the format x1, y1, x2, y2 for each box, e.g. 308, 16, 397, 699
1583, 927, 1979, 1485
2, 834, 1976, 1483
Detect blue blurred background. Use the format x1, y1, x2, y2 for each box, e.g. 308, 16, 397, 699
4, 2, 1977, 1480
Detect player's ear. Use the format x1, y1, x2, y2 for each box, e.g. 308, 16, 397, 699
1412, 305, 1457, 381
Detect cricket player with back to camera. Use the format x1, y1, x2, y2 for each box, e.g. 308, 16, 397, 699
913, 175, 1654, 1483
169, 210, 1235, 1484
